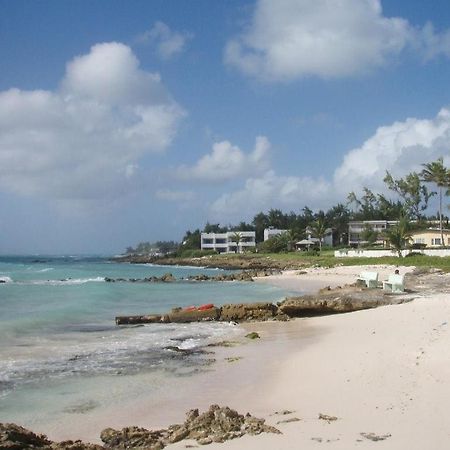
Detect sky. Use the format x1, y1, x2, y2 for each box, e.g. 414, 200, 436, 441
1, 0, 450, 254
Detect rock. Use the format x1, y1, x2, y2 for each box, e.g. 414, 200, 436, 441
160, 273, 176, 282
100, 426, 167, 449
0, 423, 103, 450
0, 423, 52, 449
360, 432, 391, 441
318, 413, 338, 422
278, 288, 409, 317
2, 405, 279, 450
115, 314, 162, 325
220, 303, 277, 322
245, 332, 260, 339
168, 307, 221, 323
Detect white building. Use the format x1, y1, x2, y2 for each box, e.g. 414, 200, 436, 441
303, 227, 334, 247
263, 228, 288, 241
201, 231, 256, 253
348, 220, 397, 247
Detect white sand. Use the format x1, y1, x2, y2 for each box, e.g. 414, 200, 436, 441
168, 265, 450, 450
255, 264, 415, 294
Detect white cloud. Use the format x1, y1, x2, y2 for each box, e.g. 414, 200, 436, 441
0, 42, 184, 201
333, 108, 450, 195
225, 0, 450, 81
136, 22, 193, 60
177, 136, 270, 182
210, 170, 331, 220
209, 108, 450, 222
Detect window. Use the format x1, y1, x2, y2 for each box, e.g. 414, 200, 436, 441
414, 238, 425, 244
432, 238, 442, 246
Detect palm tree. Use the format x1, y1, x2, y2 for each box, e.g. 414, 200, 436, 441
421, 157, 450, 246
231, 232, 242, 253
384, 216, 412, 257
310, 216, 328, 252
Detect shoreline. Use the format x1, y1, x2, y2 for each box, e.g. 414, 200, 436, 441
4, 265, 450, 449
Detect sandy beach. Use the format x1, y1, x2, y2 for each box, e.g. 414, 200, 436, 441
14, 264, 450, 449
167, 265, 450, 450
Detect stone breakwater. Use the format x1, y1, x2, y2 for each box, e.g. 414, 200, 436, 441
0, 405, 280, 449
116, 282, 413, 325
104, 269, 281, 284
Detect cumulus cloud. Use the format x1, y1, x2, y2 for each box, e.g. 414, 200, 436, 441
224, 0, 450, 81
333, 108, 450, 195
210, 170, 331, 220
177, 136, 270, 182
209, 109, 450, 221
0, 42, 184, 201
136, 22, 193, 60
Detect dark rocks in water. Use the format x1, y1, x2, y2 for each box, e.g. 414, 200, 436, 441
101, 404, 280, 449
104, 273, 176, 283
186, 269, 281, 283
115, 314, 162, 325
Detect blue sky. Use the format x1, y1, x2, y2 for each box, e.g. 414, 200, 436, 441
1, 0, 450, 254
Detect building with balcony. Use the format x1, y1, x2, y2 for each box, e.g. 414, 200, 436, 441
200, 231, 256, 253
348, 220, 398, 247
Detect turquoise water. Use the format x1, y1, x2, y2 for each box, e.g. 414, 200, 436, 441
0, 256, 290, 429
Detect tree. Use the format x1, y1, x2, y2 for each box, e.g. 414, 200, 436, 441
383, 216, 412, 257
360, 223, 378, 247
384, 171, 434, 221
230, 232, 242, 253
310, 215, 328, 252
421, 157, 450, 246
181, 229, 201, 250
326, 203, 350, 244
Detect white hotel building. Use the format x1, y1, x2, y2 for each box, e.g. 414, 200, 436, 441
200, 231, 256, 253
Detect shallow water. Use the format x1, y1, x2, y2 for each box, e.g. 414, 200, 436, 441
0, 256, 292, 431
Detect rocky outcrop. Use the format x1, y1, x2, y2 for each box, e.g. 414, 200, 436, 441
186, 269, 281, 283
278, 287, 410, 317
101, 404, 280, 448
116, 302, 285, 325
167, 307, 221, 323
0, 422, 102, 449
105, 273, 176, 283
220, 302, 278, 322
0, 405, 281, 450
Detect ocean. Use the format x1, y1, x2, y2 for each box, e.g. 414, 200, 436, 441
0, 255, 291, 435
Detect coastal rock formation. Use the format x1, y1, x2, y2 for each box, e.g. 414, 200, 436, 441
0, 422, 102, 449
278, 287, 410, 317
168, 306, 221, 323
104, 273, 176, 283
186, 269, 281, 283
220, 302, 278, 321
1, 406, 280, 449
101, 404, 280, 449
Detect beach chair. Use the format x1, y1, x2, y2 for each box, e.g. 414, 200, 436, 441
356, 271, 379, 288
383, 274, 405, 293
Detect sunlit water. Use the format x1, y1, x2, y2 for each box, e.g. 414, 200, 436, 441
0, 256, 292, 430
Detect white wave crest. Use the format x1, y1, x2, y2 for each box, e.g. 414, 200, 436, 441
0, 276, 12, 283
28, 277, 105, 286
